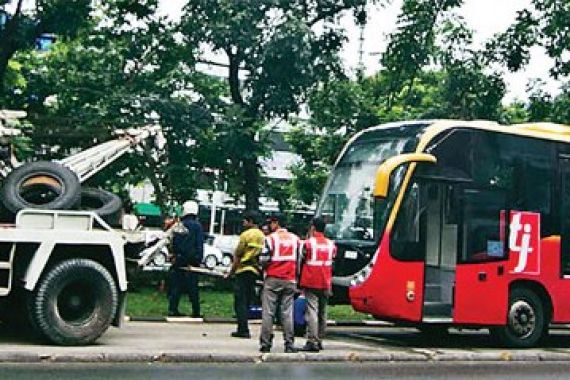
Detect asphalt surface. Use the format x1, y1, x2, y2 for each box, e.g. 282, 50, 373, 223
2, 362, 570, 380
2, 321, 570, 363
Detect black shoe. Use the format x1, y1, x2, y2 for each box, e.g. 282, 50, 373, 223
284, 345, 298, 353
317, 342, 324, 351
191, 314, 204, 318
231, 331, 251, 339
259, 346, 271, 353
300, 342, 320, 352
168, 311, 186, 317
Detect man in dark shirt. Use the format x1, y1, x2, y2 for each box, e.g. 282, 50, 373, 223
168, 200, 204, 317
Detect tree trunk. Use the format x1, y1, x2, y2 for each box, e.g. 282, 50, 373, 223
242, 153, 260, 212
0, 54, 9, 96
142, 144, 167, 208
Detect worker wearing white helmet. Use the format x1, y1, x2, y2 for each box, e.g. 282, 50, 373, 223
168, 200, 204, 318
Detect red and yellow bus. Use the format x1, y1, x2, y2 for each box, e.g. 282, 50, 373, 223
318, 120, 570, 347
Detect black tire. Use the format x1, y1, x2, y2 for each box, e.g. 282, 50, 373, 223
1, 161, 80, 214
79, 187, 123, 226
489, 288, 547, 348
28, 258, 118, 346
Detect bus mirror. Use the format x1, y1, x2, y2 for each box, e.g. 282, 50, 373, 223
373, 153, 437, 198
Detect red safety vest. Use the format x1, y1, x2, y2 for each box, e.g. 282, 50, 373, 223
299, 233, 336, 290
265, 228, 299, 281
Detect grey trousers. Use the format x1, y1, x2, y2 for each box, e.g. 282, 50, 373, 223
304, 288, 329, 345
260, 276, 296, 348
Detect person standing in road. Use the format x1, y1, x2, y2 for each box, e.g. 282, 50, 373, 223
168, 200, 204, 318
259, 215, 300, 353
225, 210, 264, 339
298, 217, 337, 352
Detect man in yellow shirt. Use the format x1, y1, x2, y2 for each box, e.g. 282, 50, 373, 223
226, 211, 264, 338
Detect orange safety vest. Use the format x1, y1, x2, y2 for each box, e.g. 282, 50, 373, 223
299, 233, 336, 290
265, 228, 299, 281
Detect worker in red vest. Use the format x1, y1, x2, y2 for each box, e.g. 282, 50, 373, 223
298, 217, 337, 352
258, 214, 300, 353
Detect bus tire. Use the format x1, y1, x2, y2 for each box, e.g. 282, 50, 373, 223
79, 187, 123, 226
1, 161, 80, 214
490, 288, 546, 348
28, 259, 118, 346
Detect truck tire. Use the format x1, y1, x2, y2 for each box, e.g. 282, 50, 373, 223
28, 258, 118, 346
79, 187, 123, 226
489, 287, 547, 348
1, 161, 80, 214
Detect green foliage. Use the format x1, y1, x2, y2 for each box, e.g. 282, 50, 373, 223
525, 80, 570, 124
380, 0, 463, 108
179, 0, 373, 210
2, 0, 568, 214
7, 1, 218, 207
0, 0, 94, 95
488, 0, 569, 79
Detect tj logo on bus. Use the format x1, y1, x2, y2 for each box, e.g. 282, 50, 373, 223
508, 211, 541, 274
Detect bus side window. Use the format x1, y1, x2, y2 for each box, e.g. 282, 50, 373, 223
445, 186, 460, 225
461, 188, 507, 263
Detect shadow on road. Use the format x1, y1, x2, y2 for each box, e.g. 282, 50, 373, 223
329, 326, 570, 350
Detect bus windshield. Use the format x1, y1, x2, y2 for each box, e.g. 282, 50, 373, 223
317, 124, 425, 242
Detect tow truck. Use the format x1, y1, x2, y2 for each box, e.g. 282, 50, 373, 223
0, 110, 163, 345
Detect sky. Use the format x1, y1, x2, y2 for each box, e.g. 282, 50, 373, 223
158, 0, 558, 103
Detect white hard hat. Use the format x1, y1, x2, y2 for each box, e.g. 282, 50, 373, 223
182, 200, 199, 216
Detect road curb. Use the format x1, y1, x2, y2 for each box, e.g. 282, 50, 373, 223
2, 350, 570, 364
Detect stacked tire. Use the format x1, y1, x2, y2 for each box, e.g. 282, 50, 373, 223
0, 161, 122, 225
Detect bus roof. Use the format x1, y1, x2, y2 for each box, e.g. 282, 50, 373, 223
419, 120, 570, 152
337, 120, 570, 167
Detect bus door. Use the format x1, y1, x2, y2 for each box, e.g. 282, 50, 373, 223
453, 187, 509, 324
421, 183, 458, 322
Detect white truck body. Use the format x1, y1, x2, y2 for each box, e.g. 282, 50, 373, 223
0, 209, 127, 345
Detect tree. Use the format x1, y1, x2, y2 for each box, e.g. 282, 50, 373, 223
487, 0, 569, 79
0, 0, 93, 96
12, 0, 224, 207
178, 0, 374, 211
525, 80, 570, 124
380, 0, 463, 109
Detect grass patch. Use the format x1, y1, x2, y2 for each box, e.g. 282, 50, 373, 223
127, 283, 371, 320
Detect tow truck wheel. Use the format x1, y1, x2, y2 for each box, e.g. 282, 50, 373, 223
1, 161, 80, 214
28, 259, 118, 346
490, 288, 546, 348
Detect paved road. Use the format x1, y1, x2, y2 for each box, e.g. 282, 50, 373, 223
2, 362, 570, 380
2, 321, 570, 363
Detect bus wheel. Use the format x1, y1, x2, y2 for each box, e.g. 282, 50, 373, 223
490, 288, 546, 348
